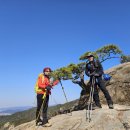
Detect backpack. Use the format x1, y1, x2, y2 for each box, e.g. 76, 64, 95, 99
35, 73, 44, 93
102, 74, 111, 81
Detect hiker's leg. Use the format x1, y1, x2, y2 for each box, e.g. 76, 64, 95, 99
97, 77, 113, 105
93, 81, 102, 108
42, 95, 49, 124
36, 94, 43, 123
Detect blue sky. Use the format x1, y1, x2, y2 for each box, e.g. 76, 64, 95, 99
0, 0, 130, 108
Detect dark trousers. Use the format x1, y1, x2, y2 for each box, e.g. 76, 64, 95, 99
90, 76, 113, 106
36, 94, 49, 123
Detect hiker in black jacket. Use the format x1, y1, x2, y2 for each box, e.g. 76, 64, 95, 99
85, 53, 113, 109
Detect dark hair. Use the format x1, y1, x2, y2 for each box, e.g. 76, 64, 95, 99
43, 67, 52, 72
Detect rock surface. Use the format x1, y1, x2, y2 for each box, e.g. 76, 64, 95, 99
6, 104, 130, 130
101, 62, 130, 105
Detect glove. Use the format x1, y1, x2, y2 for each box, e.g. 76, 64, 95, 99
90, 72, 99, 77
46, 86, 52, 91
94, 73, 99, 76
89, 73, 94, 76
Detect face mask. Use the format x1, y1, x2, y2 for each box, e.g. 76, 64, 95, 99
44, 71, 51, 76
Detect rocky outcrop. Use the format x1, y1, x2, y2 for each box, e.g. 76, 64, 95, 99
100, 62, 130, 105
5, 104, 130, 130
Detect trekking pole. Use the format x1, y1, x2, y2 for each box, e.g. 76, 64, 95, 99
35, 90, 47, 128
59, 80, 72, 115
86, 77, 94, 122
86, 76, 95, 122
59, 80, 68, 103
89, 77, 95, 121
86, 86, 92, 122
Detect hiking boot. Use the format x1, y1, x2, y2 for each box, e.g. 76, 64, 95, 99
93, 106, 102, 109
94, 103, 102, 109
42, 122, 52, 127
36, 119, 43, 126
96, 104, 102, 108
108, 104, 114, 109
36, 121, 43, 126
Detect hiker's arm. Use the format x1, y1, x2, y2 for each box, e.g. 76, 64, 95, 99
52, 80, 59, 86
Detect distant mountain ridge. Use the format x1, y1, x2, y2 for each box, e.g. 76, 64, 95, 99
0, 100, 76, 129
0, 106, 32, 116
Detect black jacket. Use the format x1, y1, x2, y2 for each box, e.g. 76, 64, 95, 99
85, 60, 104, 77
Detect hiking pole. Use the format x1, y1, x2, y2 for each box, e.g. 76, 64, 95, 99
59, 80, 72, 116
86, 76, 95, 122
59, 80, 68, 103
89, 77, 95, 121
86, 77, 94, 122
86, 86, 92, 122
35, 90, 47, 129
